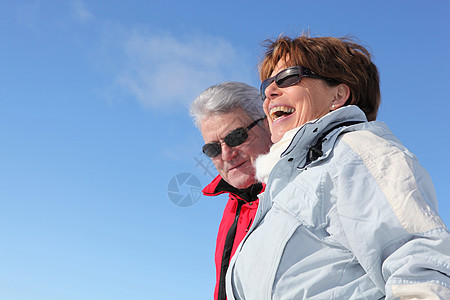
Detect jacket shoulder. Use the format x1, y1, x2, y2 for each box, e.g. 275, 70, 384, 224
339, 130, 444, 234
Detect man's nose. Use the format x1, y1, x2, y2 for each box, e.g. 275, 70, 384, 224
220, 143, 237, 161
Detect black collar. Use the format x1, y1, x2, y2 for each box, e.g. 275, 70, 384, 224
215, 179, 263, 203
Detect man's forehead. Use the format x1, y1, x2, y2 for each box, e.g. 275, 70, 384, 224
200, 109, 251, 137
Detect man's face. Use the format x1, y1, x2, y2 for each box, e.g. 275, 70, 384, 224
200, 108, 272, 189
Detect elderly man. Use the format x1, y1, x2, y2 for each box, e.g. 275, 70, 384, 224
190, 82, 272, 300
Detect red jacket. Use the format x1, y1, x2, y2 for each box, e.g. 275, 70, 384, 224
203, 175, 264, 300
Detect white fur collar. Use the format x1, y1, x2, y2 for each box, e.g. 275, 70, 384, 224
255, 127, 299, 184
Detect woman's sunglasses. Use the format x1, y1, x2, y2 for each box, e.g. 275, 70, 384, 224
260, 66, 338, 101
202, 117, 266, 158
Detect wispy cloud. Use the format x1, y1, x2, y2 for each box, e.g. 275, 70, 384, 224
71, 0, 94, 23
95, 27, 255, 110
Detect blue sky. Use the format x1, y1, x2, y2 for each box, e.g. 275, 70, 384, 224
1, 1, 449, 299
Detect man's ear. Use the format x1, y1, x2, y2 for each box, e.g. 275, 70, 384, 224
330, 84, 351, 110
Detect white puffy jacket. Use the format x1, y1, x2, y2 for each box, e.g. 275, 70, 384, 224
226, 106, 450, 299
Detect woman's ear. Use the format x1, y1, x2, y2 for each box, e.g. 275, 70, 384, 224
330, 84, 351, 110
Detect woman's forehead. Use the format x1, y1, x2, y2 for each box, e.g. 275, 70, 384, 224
270, 58, 290, 76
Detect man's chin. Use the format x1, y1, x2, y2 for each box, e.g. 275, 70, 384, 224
227, 174, 255, 190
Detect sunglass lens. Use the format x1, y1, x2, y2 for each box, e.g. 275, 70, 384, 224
276, 71, 300, 88
224, 128, 248, 147
202, 143, 221, 157
260, 77, 275, 100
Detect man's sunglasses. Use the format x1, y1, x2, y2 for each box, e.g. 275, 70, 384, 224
260, 66, 338, 100
202, 117, 266, 158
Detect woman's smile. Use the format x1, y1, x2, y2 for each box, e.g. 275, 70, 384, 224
268, 105, 295, 122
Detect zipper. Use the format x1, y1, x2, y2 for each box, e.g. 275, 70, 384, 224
246, 217, 253, 232
217, 198, 244, 300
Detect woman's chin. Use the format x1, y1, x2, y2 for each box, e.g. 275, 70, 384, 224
271, 133, 282, 143
270, 115, 296, 143
271, 127, 289, 143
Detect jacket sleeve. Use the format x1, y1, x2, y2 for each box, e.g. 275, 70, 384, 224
331, 131, 450, 299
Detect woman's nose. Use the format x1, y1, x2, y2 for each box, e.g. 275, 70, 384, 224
265, 81, 280, 100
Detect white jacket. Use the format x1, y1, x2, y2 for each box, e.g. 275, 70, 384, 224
226, 106, 450, 299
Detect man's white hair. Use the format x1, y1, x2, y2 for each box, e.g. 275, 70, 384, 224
190, 81, 266, 128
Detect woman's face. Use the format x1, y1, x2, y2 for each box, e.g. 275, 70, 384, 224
263, 60, 340, 143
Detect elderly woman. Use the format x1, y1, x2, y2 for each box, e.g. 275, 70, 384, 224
225, 35, 450, 299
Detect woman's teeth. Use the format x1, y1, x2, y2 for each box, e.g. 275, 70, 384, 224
269, 106, 295, 121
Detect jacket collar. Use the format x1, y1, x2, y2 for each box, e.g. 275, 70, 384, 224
255, 126, 299, 184
282, 105, 367, 160
203, 175, 263, 203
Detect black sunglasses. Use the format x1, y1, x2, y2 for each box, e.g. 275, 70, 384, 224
202, 117, 266, 158
260, 66, 338, 101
